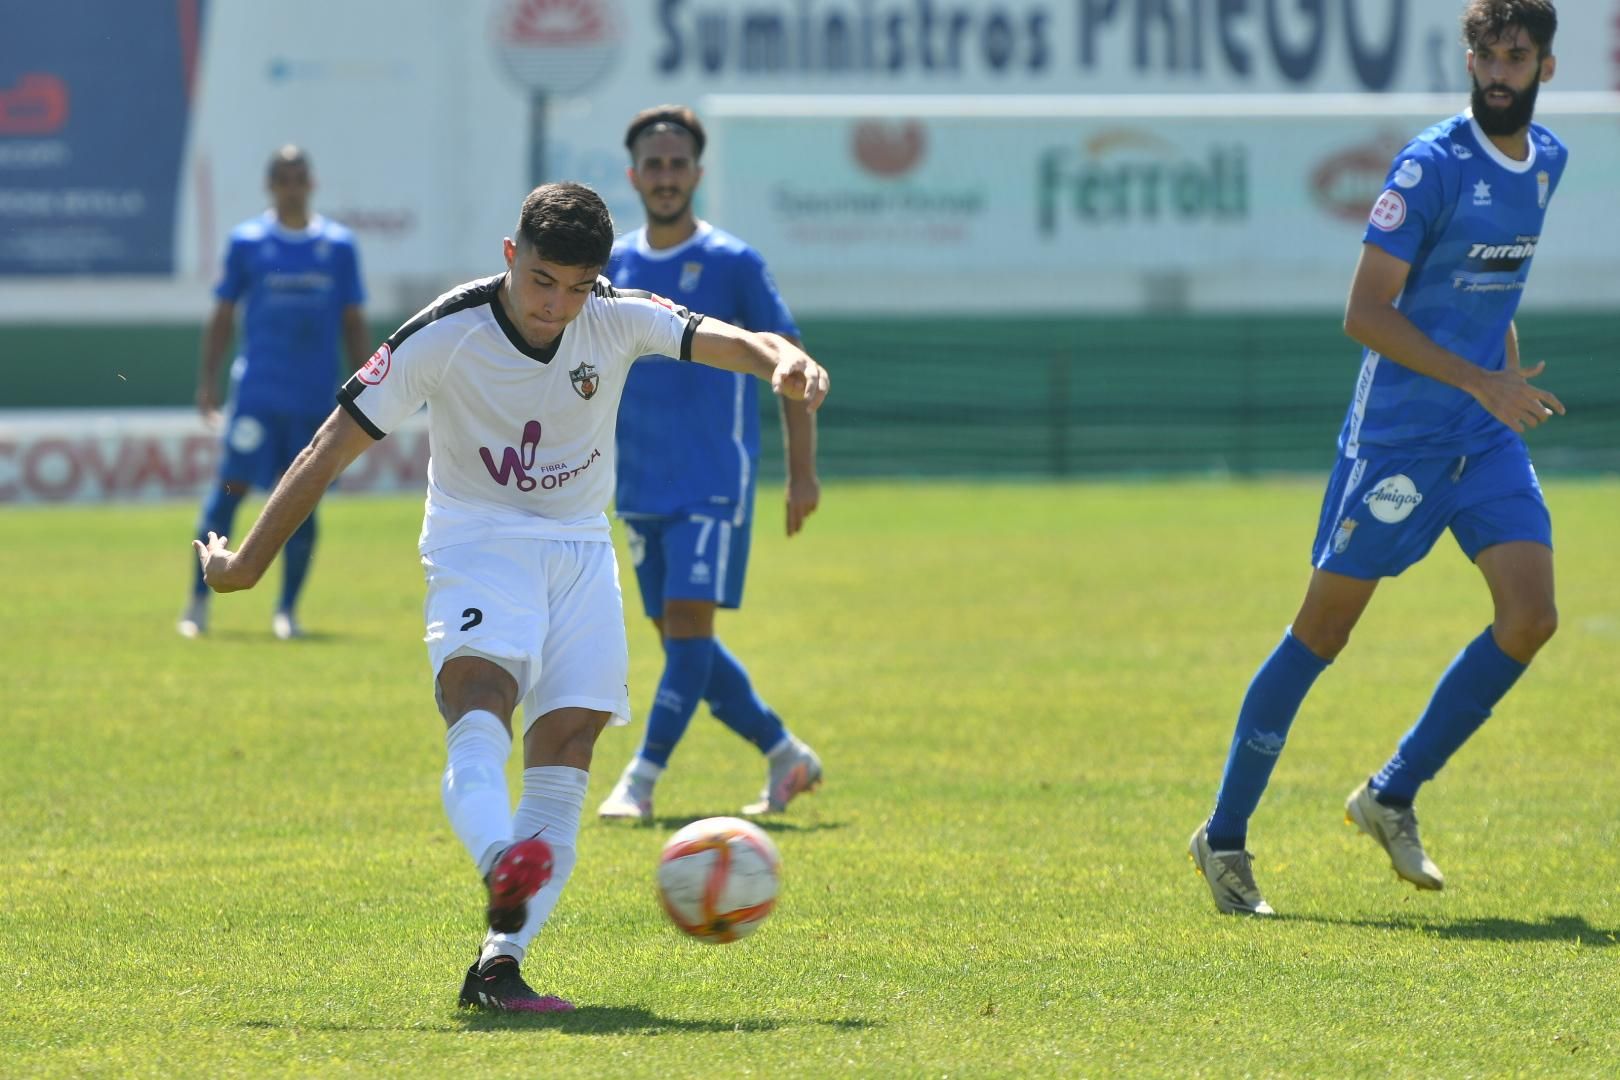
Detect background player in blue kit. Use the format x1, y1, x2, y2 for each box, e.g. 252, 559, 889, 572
597, 105, 824, 822
1189, 0, 1568, 915
179, 146, 369, 640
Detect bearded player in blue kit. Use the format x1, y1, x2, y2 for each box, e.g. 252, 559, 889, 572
1190, 0, 1569, 915
180, 146, 368, 640
597, 105, 824, 822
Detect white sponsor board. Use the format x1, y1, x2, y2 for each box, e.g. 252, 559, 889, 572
0, 410, 429, 505
3, 0, 1618, 318
703, 96, 1620, 312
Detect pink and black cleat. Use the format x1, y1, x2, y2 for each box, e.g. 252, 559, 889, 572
458, 957, 574, 1013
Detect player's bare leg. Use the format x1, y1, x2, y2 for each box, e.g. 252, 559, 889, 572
1475, 541, 1558, 664
1193, 569, 1378, 914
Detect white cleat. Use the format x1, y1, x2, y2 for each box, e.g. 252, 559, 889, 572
1188, 823, 1275, 916
177, 595, 209, 639
597, 767, 654, 823
271, 611, 303, 640
742, 737, 823, 816
1345, 782, 1444, 890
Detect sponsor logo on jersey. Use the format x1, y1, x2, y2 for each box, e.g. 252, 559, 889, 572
1393, 159, 1422, 189
1363, 474, 1423, 523
1451, 142, 1473, 160
1465, 236, 1538, 264
358, 343, 392, 385
1472, 179, 1491, 206
1369, 188, 1406, 231
678, 260, 703, 292
479, 419, 543, 491
570, 361, 599, 400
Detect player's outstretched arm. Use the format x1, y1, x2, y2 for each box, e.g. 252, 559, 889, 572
193, 408, 375, 592
689, 320, 829, 412
1345, 245, 1563, 433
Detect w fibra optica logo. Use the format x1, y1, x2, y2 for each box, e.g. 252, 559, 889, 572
480, 420, 544, 491
1037, 130, 1247, 235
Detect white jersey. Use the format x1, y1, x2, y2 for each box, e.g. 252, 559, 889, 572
338, 273, 702, 553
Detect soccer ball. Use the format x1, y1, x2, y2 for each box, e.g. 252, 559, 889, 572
656, 816, 780, 944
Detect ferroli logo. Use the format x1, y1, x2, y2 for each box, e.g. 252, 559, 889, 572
1037, 130, 1247, 235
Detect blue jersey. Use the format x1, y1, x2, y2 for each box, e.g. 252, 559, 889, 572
1339, 112, 1567, 459
607, 222, 799, 520
214, 211, 365, 416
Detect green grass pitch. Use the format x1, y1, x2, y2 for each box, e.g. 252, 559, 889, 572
2, 479, 1617, 1077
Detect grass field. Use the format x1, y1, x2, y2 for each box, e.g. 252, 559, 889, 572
3, 480, 1618, 1077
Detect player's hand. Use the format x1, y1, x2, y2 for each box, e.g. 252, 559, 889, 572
1471, 361, 1565, 433
196, 386, 224, 431
193, 531, 255, 593
785, 472, 820, 537
771, 355, 828, 412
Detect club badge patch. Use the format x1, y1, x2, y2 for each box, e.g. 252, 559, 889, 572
570, 361, 600, 400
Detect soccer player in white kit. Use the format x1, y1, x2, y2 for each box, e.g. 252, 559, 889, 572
194, 183, 829, 1012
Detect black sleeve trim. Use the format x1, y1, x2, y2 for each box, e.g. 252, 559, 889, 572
336, 382, 387, 440
679, 313, 705, 363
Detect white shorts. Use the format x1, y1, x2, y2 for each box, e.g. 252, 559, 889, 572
422, 538, 631, 731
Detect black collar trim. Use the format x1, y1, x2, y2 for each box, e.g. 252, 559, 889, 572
490, 274, 565, 364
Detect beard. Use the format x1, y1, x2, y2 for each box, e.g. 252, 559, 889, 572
643, 190, 692, 227
1471, 75, 1540, 136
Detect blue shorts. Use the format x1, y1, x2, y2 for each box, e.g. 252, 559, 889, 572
218, 408, 323, 491
622, 511, 753, 618
1312, 438, 1551, 580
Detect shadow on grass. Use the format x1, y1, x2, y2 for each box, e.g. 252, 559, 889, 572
240, 1010, 877, 1036
1281, 912, 1618, 946
456, 1005, 878, 1035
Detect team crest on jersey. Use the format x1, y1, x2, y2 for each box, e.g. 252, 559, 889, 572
1536, 170, 1549, 208
358, 343, 392, 385
679, 261, 703, 292
1331, 516, 1358, 555
570, 361, 600, 400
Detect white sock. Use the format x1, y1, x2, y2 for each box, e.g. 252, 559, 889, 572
441, 710, 513, 877
628, 756, 664, 782
765, 735, 797, 760
480, 765, 589, 966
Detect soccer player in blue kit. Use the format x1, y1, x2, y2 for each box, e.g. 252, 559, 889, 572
597, 106, 824, 821
1190, 0, 1568, 915
179, 146, 369, 640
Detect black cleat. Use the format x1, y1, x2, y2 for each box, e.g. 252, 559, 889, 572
457, 957, 575, 1013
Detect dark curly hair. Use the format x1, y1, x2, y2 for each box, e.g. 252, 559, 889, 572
515, 182, 614, 268
1462, 0, 1557, 58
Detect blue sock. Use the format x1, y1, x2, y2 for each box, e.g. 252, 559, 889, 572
1369, 627, 1526, 806
279, 513, 317, 614
705, 639, 788, 754
193, 485, 244, 597
1206, 630, 1331, 850
637, 637, 718, 768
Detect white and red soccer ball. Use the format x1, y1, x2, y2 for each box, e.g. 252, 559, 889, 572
656, 817, 780, 944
